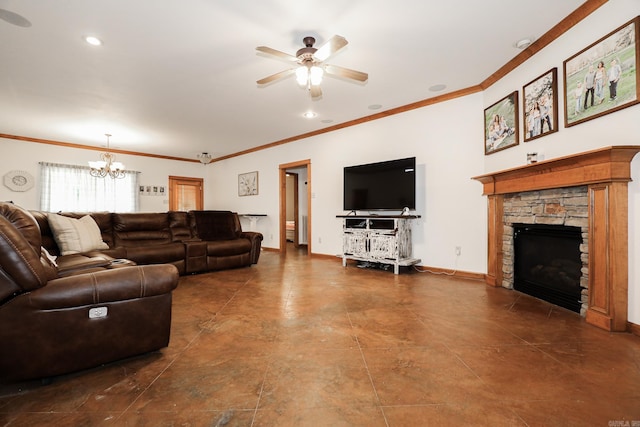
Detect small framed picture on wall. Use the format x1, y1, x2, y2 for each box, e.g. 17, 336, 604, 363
484, 91, 519, 155
238, 171, 258, 196
523, 68, 558, 142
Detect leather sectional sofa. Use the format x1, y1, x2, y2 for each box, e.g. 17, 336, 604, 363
0, 202, 263, 383
30, 208, 263, 276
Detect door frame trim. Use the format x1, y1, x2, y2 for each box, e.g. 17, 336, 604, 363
279, 160, 311, 255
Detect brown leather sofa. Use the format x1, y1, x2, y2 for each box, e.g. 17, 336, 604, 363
0, 202, 180, 383
29, 209, 263, 276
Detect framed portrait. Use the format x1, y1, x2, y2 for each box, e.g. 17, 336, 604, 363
563, 16, 639, 127
484, 91, 519, 155
238, 171, 258, 196
523, 68, 558, 142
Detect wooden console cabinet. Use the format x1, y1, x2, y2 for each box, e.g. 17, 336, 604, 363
337, 215, 421, 274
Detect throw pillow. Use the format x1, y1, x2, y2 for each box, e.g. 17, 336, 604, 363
48, 214, 109, 255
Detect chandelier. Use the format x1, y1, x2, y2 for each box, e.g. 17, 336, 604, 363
89, 134, 125, 179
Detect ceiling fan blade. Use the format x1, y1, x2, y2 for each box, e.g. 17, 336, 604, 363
324, 64, 368, 83
256, 68, 295, 85
309, 85, 322, 99
256, 46, 299, 62
313, 35, 348, 62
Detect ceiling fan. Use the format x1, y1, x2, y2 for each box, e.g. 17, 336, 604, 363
256, 35, 368, 99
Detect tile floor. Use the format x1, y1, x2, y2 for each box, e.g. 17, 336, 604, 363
1, 247, 640, 426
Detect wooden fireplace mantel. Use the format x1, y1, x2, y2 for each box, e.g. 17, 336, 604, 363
472, 146, 640, 332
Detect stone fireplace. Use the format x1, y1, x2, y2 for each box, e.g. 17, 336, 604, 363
473, 146, 640, 332
502, 186, 589, 314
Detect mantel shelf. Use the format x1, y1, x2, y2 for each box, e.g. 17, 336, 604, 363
472, 145, 640, 195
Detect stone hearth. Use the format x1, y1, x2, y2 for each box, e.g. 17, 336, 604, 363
473, 146, 640, 332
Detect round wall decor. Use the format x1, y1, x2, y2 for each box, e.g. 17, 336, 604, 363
3, 170, 35, 192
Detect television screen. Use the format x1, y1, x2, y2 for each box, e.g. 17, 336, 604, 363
343, 157, 416, 211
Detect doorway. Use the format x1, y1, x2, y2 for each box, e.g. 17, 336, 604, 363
168, 176, 203, 211
286, 172, 300, 247
279, 160, 311, 255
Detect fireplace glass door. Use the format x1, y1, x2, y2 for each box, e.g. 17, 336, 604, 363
513, 223, 583, 313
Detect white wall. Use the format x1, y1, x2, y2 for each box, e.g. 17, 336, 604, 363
0, 137, 204, 212
207, 93, 488, 274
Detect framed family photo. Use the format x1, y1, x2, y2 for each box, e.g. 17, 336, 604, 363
484, 91, 519, 155
563, 16, 639, 127
523, 68, 558, 142
238, 171, 258, 196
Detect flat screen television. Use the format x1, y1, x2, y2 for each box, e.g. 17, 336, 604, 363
343, 157, 416, 211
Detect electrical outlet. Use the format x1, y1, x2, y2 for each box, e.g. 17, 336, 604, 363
455, 246, 461, 256
318, 237, 322, 244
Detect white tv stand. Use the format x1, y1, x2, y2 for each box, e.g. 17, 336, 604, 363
337, 214, 421, 274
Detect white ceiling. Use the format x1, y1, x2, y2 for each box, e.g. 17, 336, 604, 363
0, 0, 586, 161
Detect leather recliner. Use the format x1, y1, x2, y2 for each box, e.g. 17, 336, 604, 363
0, 203, 179, 383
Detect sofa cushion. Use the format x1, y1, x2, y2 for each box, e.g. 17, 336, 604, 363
205, 239, 251, 257
56, 253, 111, 276
169, 211, 193, 241
0, 214, 49, 295
0, 203, 42, 252
191, 211, 238, 241
124, 242, 185, 265
113, 213, 171, 247
48, 214, 109, 255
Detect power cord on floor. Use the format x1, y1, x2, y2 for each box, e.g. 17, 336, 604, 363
412, 265, 457, 276
412, 251, 459, 276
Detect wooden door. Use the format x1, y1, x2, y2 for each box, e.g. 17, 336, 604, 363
169, 176, 203, 211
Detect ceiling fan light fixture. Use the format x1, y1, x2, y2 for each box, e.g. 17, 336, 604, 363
257, 34, 365, 99
295, 66, 309, 86
309, 66, 323, 86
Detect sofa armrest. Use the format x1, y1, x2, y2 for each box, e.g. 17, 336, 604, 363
27, 264, 179, 310
240, 231, 263, 264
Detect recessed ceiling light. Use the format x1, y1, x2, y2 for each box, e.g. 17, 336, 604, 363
303, 111, 316, 119
368, 104, 382, 110
85, 36, 103, 46
515, 38, 533, 49
429, 84, 447, 92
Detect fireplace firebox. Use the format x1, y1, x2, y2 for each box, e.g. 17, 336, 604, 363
513, 223, 583, 313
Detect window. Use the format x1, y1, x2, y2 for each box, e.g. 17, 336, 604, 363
40, 162, 139, 212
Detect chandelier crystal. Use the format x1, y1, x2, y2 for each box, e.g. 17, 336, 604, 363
89, 134, 125, 179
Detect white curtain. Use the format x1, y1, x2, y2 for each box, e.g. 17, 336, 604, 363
40, 162, 139, 212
